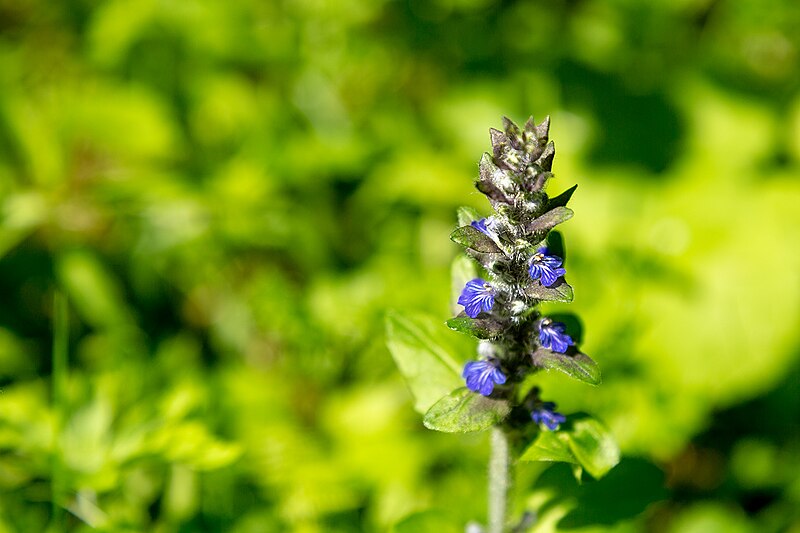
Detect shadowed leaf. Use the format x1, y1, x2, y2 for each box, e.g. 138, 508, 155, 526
547, 313, 583, 344
545, 231, 565, 261
527, 206, 573, 234
446, 315, 504, 339
546, 185, 578, 210
526, 279, 574, 302
450, 226, 503, 254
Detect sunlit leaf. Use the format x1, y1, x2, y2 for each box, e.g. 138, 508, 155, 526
565, 417, 620, 479
545, 230, 565, 261
386, 312, 470, 414
531, 348, 601, 385
423, 388, 510, 433
451, 255, 479, 315
457, 206, 482, 227
520, 429, 576, 464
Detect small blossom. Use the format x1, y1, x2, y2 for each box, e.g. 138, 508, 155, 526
471, 217, 497, 239
531, 401, 566, 430
458, 278, 495, 318
528, 247, 566, 287
463, 360, 507, 396
538, 318, 573, 353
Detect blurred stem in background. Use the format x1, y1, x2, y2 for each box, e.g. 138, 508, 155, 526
49, 292, 68, 533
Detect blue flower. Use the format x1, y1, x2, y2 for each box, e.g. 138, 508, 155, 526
463, 360, 507, 396
538, 318, 573, 353
458, 278, 495, 318
531, 401, 566, 431
471, 217, 497, 239
528, 247, 566, 287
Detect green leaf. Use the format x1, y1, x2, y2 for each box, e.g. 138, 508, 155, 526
547, 313, 584, 344
456, 206, 482, 227
450, 225, 503, 254
545, 231, 565, 261
565, 417, 620, 479
385, 312, 471, 414
526, 279, 574, 302
546, 184, 577, 210
450, 255, 479, 315
423, 388, 510, 433
446, 316, 503, 339
527, 206, 573, 234
532, 459, 662, 529
520, 429, 577, 464
531, 348, 601, 385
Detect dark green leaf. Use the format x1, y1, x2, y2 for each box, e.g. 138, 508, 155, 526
423, 388, 511, 433
456, 206, 482, 227
520, 429, 576, 464
450, 225, 503, 254
557, 459, 667, 527
386, 312, 471, 414
531, 348, 601, 385
533, 459, 666, 529
526, 279, 574, 302
527, 206, 573, 234
545, 231, 565, 261
565, 417, 620, 479
446, 315, 503, 339
547, 313, 584, 344
546, 184, 578, 210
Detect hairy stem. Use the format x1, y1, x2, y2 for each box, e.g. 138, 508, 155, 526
488, 427, 510, 533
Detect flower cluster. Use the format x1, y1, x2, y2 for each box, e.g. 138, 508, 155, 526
450, 116, 595, 432
531, 402, 566, 431
529, 247, 566, 288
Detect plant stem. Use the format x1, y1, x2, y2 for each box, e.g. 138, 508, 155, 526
50, 292, 68, 531
488, 427, 510, 533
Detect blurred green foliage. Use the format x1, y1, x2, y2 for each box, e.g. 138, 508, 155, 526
0, 0, 799, 531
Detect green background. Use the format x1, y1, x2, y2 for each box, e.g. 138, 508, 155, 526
1, 0, 799, 531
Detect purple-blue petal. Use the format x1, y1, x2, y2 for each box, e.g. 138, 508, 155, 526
532, 402, 566, 431
458, 278, 495, 318
539, 320, 573, 353
462, 360, 506, 397
529, 251, 566, 287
